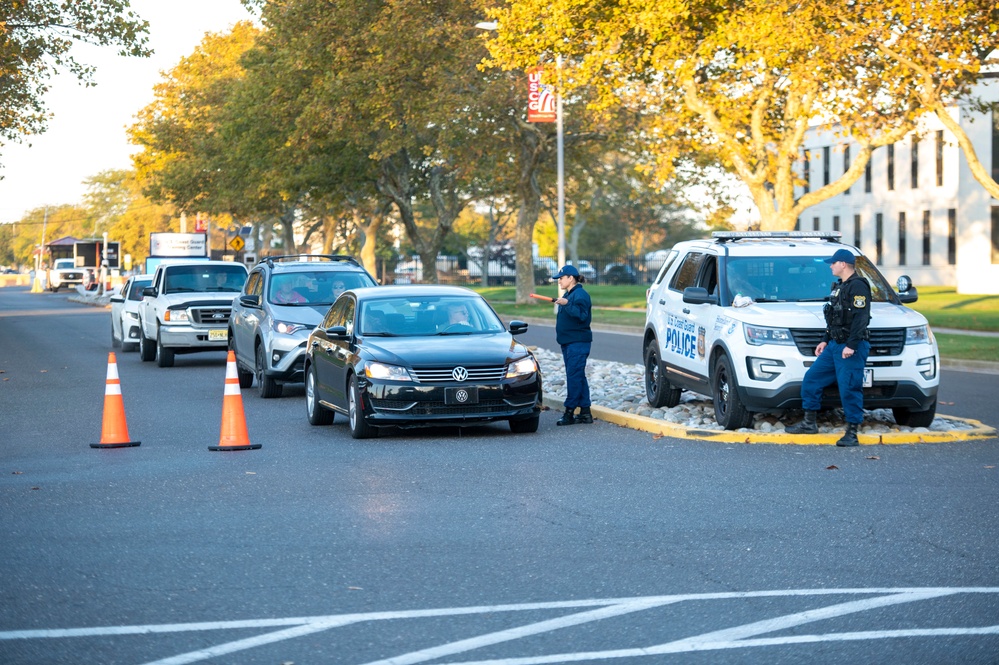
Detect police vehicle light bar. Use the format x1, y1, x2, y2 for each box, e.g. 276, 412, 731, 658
712, 231, 842, 242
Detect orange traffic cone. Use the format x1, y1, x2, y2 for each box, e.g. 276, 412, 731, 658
91, 352, 141, 448
209, 351, 261, 451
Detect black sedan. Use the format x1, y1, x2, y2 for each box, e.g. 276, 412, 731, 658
304, 285, 543, 438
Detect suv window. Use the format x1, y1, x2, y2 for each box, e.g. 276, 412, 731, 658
669, 252, 706, 291
268, 270, 374, 306
245, 271, 264, 297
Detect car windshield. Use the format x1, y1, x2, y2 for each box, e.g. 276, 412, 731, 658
359, 296, 505, 336
723, 255, 897, 304
163, 265, 247, 294
128, 279, 151, 300
54, 259, 75, 270
269, 270, 375, 306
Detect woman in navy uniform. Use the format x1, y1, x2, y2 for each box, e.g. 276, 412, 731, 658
552, 265, 593, 426
786, 248, 871, 446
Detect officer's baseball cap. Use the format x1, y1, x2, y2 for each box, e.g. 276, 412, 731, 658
552, 265, 580, 279
823, 249, 856, 265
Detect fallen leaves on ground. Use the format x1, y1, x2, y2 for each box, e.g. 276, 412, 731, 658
826, 465, 839, 470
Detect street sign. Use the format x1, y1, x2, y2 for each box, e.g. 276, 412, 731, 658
229, 236, 245, 252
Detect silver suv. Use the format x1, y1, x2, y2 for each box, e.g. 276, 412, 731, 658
643, 232, 940, 429
229, 255, 377, 398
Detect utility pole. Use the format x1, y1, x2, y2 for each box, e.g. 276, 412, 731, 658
30, 207, 48, 293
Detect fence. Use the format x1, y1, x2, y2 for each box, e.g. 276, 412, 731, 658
390, 255, 671, 286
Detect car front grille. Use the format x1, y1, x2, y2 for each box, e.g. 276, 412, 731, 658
191, 307, 232, 325
790, 327, 906, 357
410, 365, 507, 383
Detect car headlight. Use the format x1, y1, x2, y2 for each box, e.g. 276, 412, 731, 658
906, 325, 931, 345
272, 320, 307, 335
744, 324, 795, 346
163, 309, 189, 323
364, 362, 413, 381
124, 310, 139, 320
506, 356, 538, 378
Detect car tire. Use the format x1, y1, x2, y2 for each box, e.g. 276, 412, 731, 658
712, 353, 754, 430
892, 402, 937, 428
509, 414, 540, 433
139, 322, 156, 362
306, 365, 334, 426
255, 344, 282, 398
156, 332, 175, 368
348, 375, 376, 439
230, 337, 253, 389
644, 342, 681, 408
111, 320, 121, 349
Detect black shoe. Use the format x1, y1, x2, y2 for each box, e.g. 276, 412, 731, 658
836, 422, 860, 447
556, 411, 576, 426
786, 410, 818, 435
575, 408, 593, 425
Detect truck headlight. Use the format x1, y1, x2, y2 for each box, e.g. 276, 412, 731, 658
364, 362, 413, 381
917, 356, 936, 380
906, 325, 931, 345
744, 325, 795, 346
747, 357, 785, 381
164, 309, 189, 322
506, 356, 538, 378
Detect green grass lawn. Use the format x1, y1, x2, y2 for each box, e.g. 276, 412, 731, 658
476, 285, 999, 362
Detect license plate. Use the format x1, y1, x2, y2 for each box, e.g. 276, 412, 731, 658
863, 368, 873, 388
209, 329, 228, 342
445, 386, 479, 405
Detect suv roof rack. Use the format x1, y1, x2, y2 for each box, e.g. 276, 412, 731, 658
712, 231, 842, 243
260, 254, 362, 267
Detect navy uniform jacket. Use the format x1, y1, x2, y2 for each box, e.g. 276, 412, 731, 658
555, 284, 593, 345
823, 272, 872, 350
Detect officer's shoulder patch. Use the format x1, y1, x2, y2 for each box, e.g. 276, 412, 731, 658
853, 294, 867, 309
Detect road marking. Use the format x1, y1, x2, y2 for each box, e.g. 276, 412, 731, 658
1, 588, 996, 665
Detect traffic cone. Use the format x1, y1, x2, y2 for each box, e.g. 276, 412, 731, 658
91, 352, 140, 448
209, 351, 261, 451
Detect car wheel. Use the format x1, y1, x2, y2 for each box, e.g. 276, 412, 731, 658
712, 354, 754, 430
644, 342, 680, 408
306, 365, 334, 426
348, 375, 376, 439
892, 402, 937, 428
255, 344, 282, 398
139, 323, 156, 362
111, 319, 121, 349
230, 337, 253, 389
156, 332, 175, 368
509, 414, 540, 433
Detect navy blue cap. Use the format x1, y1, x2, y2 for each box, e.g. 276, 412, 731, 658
823, 249, 856, 265
553, 265, 580, 279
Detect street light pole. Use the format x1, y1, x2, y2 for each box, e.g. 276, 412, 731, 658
556, 55, 565, 274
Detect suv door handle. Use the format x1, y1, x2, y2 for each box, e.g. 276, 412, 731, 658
658, 299, 665, 305
682, 308, 691, 314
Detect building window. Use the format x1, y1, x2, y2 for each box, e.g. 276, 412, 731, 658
813, 216, 820, 231
887, 144, 895, 190
992, 207, 999, 264
911, 136, 919, 188
823, 146, 830, 186
803, 150, 810, 194
948, 208, 956, 265
898, 212, 907, 266
876, 213, 884, 265
922, 211, 931, 266
936, 131, 944, 187
843, 146, 851, 195
833, 215, 840, 232
865, 156, 872, 193
854, 214, 862, 249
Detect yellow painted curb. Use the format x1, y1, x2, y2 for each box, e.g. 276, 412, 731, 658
542, 397, 997, 445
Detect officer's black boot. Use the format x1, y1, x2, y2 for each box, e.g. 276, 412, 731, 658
556, 409, 576, 426
575, 407, 593, 425
836, 422, 860, 447
786, 410, 818, 434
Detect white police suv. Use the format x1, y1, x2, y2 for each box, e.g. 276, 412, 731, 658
643, 232, 940, 430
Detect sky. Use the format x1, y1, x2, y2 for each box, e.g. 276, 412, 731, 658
0, 0, 255, 224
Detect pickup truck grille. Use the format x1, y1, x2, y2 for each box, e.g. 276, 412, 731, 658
191, 307, 232, 325
790, 327, 906, 357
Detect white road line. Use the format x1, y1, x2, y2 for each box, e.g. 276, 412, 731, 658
357, 598, 682, 665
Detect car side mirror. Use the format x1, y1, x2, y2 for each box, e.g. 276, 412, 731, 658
325, 325, 349, 339
239, 294, 261, 308
109, 295, 125, 304
141, 286, 157, 298
682, 286, 717, 305
508, 320, 529, 335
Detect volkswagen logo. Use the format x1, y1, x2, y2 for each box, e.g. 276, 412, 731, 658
455, 389, 469, 403
452, 366, 468, 382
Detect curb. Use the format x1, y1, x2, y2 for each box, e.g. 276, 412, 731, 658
541, 396, 997, 445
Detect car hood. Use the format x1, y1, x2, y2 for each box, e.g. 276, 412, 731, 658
159, 293, 237, 308
270, 304, 327, 325
361, 333, 533, 367
730, 301, 929, 328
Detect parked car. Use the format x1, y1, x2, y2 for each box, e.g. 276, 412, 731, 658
603, 262, 638, 285
110, 274, 152, 351
304, 285, 543, 438
571, 259, 597, 281
47, 258, 84, 292
229, 254, 378, 398
643, 231, 940, 429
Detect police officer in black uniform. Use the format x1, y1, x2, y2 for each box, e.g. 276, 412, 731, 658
786, 248, 872, 446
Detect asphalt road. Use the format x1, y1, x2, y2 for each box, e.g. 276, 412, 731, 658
1, 287, 998, 665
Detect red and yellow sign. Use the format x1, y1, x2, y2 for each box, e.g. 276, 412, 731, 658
527, 69, 556, 123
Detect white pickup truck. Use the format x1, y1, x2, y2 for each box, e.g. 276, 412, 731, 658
47, 258, 85, 292
137, 260, 248, 367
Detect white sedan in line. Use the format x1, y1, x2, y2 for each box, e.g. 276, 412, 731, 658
110, 275, 152, 352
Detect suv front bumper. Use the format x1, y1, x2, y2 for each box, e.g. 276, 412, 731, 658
742, 379, 938, 412
262, 337, 309, 383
